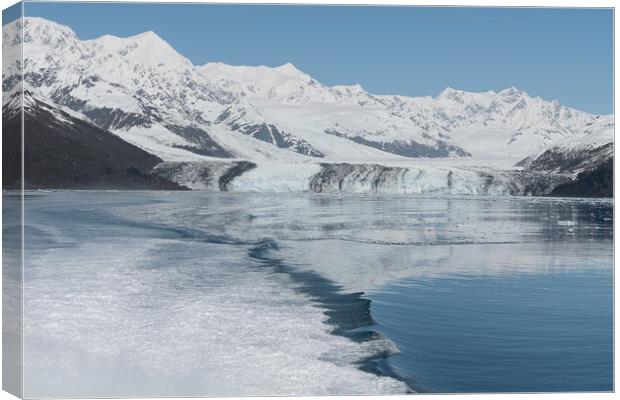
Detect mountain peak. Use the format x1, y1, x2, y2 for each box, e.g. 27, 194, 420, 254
437, 86, 466, 101
91, 28, 190, 68
198, 61, 313, 89
20, 16, 79, 47
498, 86, 526, 97
128, 30, 165, 44
275, 62, 302, 74
439, 86, 461, 95
22, 16, 71, 30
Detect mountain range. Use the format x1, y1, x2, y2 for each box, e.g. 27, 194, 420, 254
2, 17, 614, 196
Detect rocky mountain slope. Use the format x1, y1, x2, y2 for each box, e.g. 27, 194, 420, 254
516, 121, 613, 197
2, 90, 183, 189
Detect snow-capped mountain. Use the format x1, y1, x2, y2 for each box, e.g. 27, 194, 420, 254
2, 17, 613, 196
517, 116, 613, 173
3, 17, 612, 164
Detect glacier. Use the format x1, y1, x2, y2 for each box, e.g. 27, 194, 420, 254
156, 159, 571, 196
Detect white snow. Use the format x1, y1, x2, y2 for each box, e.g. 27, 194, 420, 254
70, 82, 142, 113
3, 16, 612, 167
230, 162, 321, 192
112, 125, 212, 162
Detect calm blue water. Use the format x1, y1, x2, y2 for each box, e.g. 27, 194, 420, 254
372, 270, 613, 392
7, 191, 613, 396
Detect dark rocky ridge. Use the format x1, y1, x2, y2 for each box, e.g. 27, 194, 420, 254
2, 101, 22, 190
550, 158, 613, 198
230, 121, 324, 157
324, 129, 471, 158
2, 93, 186, 190
50, 89, 234, 159
165, 124, 233, 158
517, 143, 613, 175
517, 143, 613, 198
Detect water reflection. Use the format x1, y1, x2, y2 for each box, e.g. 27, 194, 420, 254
12, 191, 613, 396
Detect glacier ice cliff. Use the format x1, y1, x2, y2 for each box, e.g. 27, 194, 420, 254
153, 161, 573, 196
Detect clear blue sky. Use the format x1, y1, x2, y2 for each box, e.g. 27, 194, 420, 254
5, 2, 614, 114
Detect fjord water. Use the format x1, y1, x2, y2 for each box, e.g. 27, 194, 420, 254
13, 191, 612, 396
